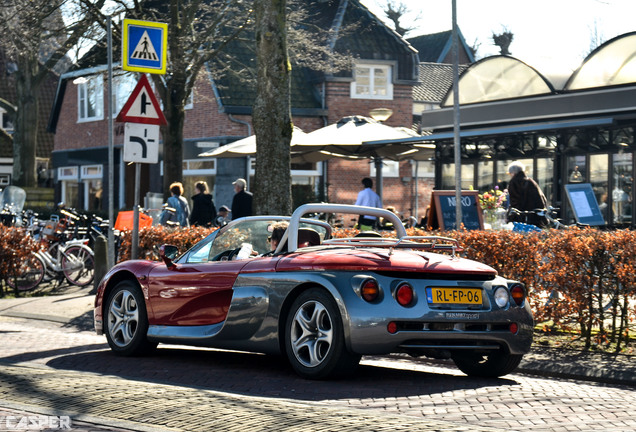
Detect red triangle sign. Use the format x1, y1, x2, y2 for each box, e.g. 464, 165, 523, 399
116, 74, 167, 125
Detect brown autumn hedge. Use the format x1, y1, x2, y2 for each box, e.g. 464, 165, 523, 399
2, 224, 634, 351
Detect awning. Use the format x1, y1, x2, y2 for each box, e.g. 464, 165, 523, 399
364, 117, 615, 146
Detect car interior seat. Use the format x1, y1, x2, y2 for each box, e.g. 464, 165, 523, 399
297, 227, 321, 248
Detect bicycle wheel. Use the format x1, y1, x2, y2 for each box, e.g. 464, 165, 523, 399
5, 254, 45, 291
61, 245, 94, 286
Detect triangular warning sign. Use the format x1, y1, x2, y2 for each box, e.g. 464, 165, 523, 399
131, 30, 159, 61
116, 75, 167, 125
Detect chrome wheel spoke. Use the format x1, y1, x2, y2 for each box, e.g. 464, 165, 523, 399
291, 301, 333, 367
108, 290, 139, 347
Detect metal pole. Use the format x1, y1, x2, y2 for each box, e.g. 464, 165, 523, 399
374, 157, 383, 203
107, 16, 115, 267
452, 0, 462, 229
413, 160, 419, 220
131, 163, 140, 259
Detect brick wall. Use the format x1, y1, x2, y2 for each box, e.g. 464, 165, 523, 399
321, 81, 433, 221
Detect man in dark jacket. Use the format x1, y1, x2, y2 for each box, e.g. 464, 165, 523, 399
231, 178, 253, 220
507, 161, 549, 227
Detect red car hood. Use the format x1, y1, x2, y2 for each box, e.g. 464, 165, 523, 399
275, 247, 497, 277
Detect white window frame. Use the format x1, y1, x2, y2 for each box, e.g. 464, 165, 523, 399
77, 75, 104, 122
0, 107, 13, 133
58, 166, 78, 180
351, 63, 394, 100
113, 73, 137, 116
370, 160, 400, 177
183, 158, 216, 176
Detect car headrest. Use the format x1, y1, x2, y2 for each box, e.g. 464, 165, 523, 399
297, 227, 321, 248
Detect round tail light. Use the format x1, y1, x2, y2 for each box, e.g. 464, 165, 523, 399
510, 284, 525, 306
387, 321, 398, 334
395, 282, 414, 306
509, 322, 519, 334
361, 279, 380, 302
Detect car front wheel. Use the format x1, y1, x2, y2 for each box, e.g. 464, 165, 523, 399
105, 281, 157, 356
452, 350, 523, 377
285, 288, 360, 379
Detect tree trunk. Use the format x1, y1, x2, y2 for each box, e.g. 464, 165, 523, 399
252, 0, 292, 216
12, 55, 39, 187
161, 96, 185, 199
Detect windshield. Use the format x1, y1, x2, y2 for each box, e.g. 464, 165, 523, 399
0, 186, 26, 213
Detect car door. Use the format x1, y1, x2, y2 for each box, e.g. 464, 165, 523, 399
147, 258, 247, 326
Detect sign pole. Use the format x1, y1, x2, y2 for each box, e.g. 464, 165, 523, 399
107, 16, 115, 267
132, 163, 141, 259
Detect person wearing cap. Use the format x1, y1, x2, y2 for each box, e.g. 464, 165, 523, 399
215, 205, 231, 227
231, 178, 253, 220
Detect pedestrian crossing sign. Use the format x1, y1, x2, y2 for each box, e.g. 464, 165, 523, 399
122, 19, 168, 74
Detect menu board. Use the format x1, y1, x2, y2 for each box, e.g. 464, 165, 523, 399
427, 190, 483, 230
565, 183, 606, 226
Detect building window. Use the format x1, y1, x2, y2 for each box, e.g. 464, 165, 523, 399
58, 165, 103, 211
77, 75, 104, 122
0, 108, 14, 133
351, 64, 393, 100
113, 74, 136, 115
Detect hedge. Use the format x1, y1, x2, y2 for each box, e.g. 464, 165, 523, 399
2, 224, 634, 352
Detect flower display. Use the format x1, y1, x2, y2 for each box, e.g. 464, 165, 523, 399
478, 187, 508, 211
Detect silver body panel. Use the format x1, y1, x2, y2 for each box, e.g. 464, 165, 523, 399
147, 271, 533, 357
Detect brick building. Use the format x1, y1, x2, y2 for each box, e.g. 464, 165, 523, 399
47, 1, 474, 222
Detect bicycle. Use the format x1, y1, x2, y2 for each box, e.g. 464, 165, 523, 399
5, 237, 95, 291
508, 207, 575, 231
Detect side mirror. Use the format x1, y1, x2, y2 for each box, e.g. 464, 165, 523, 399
159, 244, 179, 269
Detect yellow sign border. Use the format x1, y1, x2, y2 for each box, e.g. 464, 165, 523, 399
122, 18, 168, 74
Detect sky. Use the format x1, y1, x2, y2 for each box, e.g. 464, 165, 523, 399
360, 0, 636, 80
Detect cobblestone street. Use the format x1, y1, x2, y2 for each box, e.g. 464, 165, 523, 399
0, 316, 634, 432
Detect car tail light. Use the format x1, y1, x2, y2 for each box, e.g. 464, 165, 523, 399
510, 284, 525, 306
509, 322, 519, 334
387, 321, 398, 334
494, 287, 509, 308
395, 282, 414, 306
361, 279, 380, 302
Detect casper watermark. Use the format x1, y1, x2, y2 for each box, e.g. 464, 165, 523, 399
1, 415, 71, 430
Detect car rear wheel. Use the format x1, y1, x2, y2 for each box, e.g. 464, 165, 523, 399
285, 288, 360, 379
105, 281, 157, 356
452, 351, 523, 377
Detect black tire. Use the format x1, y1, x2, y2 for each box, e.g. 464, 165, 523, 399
61, 245, 94, 286
105, 281, 157, 356
5, 254, 45, 291
452, 351, 523, 377
284, 288, 360, 379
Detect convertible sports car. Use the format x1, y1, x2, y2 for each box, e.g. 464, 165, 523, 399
94, 203, 533, 379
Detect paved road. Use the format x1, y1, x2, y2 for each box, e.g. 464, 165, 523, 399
0, 316, 634, 432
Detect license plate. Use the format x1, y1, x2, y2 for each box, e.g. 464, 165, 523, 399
426, 287, 482, 305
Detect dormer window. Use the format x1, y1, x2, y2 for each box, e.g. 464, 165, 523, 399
351, 63, 393, 100
77, 75, 104, 122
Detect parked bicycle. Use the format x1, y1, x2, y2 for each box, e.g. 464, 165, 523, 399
5, 237, 94, 291
508, 207, 575, 230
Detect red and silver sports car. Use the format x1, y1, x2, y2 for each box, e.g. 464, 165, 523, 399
94, 204, 533, 379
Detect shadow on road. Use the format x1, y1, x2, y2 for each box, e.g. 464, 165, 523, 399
43, 346, 518, 401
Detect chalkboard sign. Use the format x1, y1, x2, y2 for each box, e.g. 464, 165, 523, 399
428, 190, 484, 230
565, 183, 606, 226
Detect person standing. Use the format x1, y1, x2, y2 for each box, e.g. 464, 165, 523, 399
189, 181, 217, 227
355, 177, 382, 231
231, 178, 253, 220
161, 182, 190, 227
506, 161, 548, 227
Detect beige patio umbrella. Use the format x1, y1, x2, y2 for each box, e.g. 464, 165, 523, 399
295, 115, 422, 159
198, 126, 310, 158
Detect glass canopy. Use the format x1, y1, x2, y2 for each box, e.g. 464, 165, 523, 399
441, 55, 554, 107
566, 32, 636, 90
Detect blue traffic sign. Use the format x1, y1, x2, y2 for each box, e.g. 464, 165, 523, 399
122, 19, 167, 74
